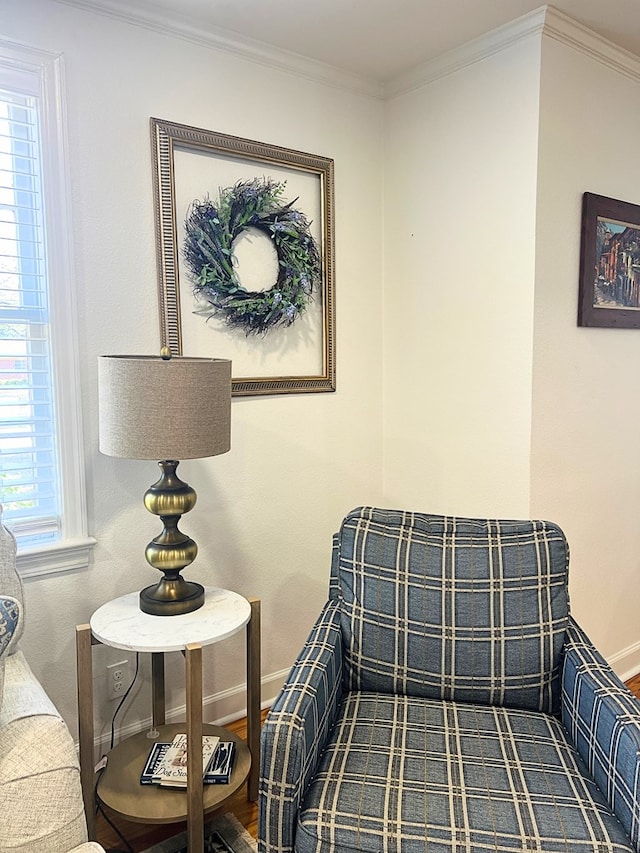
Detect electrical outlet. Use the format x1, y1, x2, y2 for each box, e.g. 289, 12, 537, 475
106, 659, 131, 700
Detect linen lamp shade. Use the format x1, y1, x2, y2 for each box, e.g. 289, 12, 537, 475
97, 353, 232, 615
98, 354, 231, 461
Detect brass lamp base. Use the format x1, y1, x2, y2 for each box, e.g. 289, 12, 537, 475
140, 459, 204, 617
140, 577, 205, 616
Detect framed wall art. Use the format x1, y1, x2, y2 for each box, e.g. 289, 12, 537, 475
150, 117, 335, 396
578, 192, 640, 328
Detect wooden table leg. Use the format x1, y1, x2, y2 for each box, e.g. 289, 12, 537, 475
246, 598, 261, 802
76, 624, 96, 840
186, 643, 204, 852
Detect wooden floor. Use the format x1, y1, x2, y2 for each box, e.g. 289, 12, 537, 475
97, 678, 640, 852
95, 710, 267, 852
625, 672, 640, 698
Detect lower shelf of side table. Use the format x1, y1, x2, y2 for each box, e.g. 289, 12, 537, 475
97, 723, 251, 824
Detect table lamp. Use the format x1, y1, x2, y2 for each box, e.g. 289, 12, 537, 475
98, 351, 231, 616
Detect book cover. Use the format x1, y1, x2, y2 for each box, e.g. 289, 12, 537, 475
158, 733, 220, 787
140, 742, 171, 785
204, 741, 236, 784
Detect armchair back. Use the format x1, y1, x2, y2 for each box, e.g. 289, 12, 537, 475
333, 506, 570, 713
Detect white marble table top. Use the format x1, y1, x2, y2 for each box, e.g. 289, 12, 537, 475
90, 587, 252, 652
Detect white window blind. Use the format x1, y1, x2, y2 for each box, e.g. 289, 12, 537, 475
0, 40, 94, 575
0, 88, 60, 547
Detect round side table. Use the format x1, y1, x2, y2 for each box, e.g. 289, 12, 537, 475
76, 587, 261, 852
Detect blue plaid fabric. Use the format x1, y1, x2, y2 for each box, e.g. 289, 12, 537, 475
336, 507, 569, 713
329, 532, 341, 601
562, 618, 640, 850
259, 508, 638, 853
296, 691, 634, 853
260, 599, 344, 853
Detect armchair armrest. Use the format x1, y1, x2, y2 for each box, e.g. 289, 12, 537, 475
562, 617, 640, 850
259, 598, 343, 853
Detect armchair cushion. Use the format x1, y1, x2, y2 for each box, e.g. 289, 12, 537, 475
297, 691, 633, 853
336, 507, 569, 713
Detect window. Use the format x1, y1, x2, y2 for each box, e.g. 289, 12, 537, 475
0, 89, 58, 546
0, 40, 94, 576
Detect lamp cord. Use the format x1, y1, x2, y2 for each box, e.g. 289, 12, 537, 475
93, 652, 140, 853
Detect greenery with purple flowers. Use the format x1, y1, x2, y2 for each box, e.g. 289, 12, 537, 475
183, 178, 321, 335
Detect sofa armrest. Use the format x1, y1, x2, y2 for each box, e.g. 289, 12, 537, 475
0, 651, 61, 726
0, 651, 91, 853
259, 598, 343, 853
562, 617, 640, 850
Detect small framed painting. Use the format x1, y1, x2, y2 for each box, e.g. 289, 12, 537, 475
578, 192, 640, 328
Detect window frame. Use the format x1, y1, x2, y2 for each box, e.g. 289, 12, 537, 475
0, 38, 95, 577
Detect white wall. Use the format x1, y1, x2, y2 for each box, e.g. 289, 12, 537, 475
382, 11, 640, 679
531, 33, 640, 674
5, 0, 640, 744
382, 35, 542, 518
2, 0, 385, 737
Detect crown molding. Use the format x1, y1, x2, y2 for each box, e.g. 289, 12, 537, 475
53, 0, 383, 99
543, 6, 640, 84
50, 1, 640, 102
385, 4, 640, 99
384, 6, 548, 99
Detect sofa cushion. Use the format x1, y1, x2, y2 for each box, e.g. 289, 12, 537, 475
0, 596, 21, 657
0, 595, 22, 706
336, 507, 569, 713
296, 691, 634, 853
0, 506, 24, 649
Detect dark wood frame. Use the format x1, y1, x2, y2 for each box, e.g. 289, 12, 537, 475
578, 192, 640, 328
150, 117, 336, 396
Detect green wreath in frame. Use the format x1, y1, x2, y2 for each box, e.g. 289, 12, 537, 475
182, 178, 321, 335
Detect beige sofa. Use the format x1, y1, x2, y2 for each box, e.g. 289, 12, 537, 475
0, 507, 104, 853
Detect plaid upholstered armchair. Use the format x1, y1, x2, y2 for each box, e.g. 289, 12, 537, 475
259, 506, 640, 853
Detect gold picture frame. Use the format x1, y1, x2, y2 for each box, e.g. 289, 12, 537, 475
150, 117, 336, 396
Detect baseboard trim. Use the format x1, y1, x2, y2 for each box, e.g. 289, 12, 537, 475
91, 667, 289, 754
609, 641, 640, 683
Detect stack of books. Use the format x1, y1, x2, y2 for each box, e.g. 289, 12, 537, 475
140, 733, 236, 787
